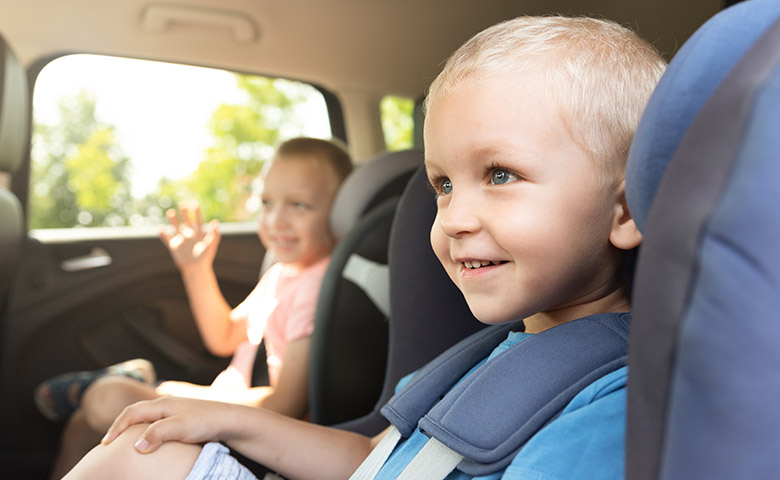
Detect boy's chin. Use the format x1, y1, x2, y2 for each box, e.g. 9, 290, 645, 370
466, 302, 522, 326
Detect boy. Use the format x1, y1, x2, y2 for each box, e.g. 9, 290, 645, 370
64, 15, 665, 479
38, 137, 352, 478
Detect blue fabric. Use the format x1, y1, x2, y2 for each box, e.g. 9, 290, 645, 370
382, 321, 521, 438
374, 326, 629, 480
184, 442, 257, 480
416, 313, 629, 475
660, 59, 780, 479
625, 0, 780, 232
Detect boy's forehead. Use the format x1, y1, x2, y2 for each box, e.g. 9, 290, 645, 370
424, 73, 554, 151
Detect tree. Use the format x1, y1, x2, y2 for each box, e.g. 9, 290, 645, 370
381, 96, 415, 151
143, 75, 311, 223
30, 90, 131, 228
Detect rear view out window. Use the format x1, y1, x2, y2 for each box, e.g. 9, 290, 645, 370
30, 54, 332, 230
380, 95, 414, 151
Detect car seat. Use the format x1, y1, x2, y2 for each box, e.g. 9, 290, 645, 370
0, 34, 29, 318
625, 0, 780, 478
329, 165, 487, 436
307, 149, 425, 428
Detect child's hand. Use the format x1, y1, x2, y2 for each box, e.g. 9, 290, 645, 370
101, 396, 230, 454
159, 203, 221, 272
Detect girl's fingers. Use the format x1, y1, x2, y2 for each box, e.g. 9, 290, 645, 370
165, 208, 180, 230
194, 205, 204, 235
158, 225, 171, 244
179, 203, 194, 229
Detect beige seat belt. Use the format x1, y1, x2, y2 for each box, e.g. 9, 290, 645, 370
349, 426, 402, 480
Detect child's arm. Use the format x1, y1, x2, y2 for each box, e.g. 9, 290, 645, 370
250, 336, 310, 416
101, 396, 385, 479
156, 337, 309, 418
159, 203, 247, 357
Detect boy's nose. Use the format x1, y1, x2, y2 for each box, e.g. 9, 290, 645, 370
438, 193, 481, 238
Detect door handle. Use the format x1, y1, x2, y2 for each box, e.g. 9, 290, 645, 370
59, 247, 113, 272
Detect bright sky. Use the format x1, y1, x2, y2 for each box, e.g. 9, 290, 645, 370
33, 54, 331, 197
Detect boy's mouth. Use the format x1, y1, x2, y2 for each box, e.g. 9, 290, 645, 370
462, 260, 505, 270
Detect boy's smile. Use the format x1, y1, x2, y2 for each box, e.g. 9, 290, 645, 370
425, 71, 632, 332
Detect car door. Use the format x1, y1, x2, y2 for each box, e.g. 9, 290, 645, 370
0, 52, 339, 477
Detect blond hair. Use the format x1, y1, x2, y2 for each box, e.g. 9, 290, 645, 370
425, 16, 666, 180
269, 137, 353, 184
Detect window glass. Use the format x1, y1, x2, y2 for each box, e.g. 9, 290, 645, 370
380, 95, 414, 151
30, 54, 332, 230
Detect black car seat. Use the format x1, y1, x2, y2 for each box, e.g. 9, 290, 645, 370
330, 165, 487, 436
307, 149, 424, 428
0, 34, 29, 318
625, 0, 780, 478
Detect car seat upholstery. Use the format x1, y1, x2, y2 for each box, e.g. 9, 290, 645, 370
0, 34, 28, 317
308, 149, 424, 428
333, 165, 487, 436
625, 1, 780, 478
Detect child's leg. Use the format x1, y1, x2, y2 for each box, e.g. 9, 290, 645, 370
81, 375, 159, 432
48, 378, 160, 478
62, 424, 200, 480
47, 410, 100, 480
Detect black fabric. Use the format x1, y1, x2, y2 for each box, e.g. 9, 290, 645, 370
0, 188, 22, 313
626, 15, 780, 480
309, 200, 395, 427
338, 166, 486, 436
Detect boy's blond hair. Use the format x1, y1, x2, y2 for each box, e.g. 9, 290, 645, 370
269, 137, 353, 184
425, 16, 666, 181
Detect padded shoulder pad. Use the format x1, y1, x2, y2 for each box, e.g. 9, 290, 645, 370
385, 313, 630, 476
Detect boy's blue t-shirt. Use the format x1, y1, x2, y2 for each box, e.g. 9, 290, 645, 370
375, 332, 628, 480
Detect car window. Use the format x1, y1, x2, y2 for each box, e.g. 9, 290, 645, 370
380, 95, 414, 151
30, 54, 332, 231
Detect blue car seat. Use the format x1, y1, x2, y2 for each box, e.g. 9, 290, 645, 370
625, 0, 780, 478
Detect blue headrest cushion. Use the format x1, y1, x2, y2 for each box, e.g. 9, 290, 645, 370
626, 0, 780, 232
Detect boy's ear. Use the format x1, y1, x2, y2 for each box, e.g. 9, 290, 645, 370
610, 180, 642, 250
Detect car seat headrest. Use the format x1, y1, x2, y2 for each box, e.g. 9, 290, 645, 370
626, 0, 780, 232
626, 1, 780, 478
0, 35, 29, 174
329, 149, 423, 239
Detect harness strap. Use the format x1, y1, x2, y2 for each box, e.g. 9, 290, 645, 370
386, 312, 631, 476
349, 427, 402, 480
396, 437, 463, 480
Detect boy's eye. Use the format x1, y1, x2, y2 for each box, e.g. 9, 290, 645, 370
292, 201, 310, 210
489, 168, 517, 185
440, 179, 453, 195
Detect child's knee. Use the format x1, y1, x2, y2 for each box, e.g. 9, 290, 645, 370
64, 424, 199, 480
81, 376, 155, 431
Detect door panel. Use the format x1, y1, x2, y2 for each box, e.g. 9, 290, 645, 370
0, 228, 265, 477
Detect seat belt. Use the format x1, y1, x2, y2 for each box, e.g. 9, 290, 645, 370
396, 437, 463, 480
349, 427, 402, 480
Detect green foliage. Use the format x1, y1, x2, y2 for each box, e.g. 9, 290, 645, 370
31, 74, 317, 229
381, 96, 415, 151
145, 76, 309, 223
30, 90, 131, 228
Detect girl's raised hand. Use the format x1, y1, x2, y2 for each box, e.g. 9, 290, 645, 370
159, 202, 221, 272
